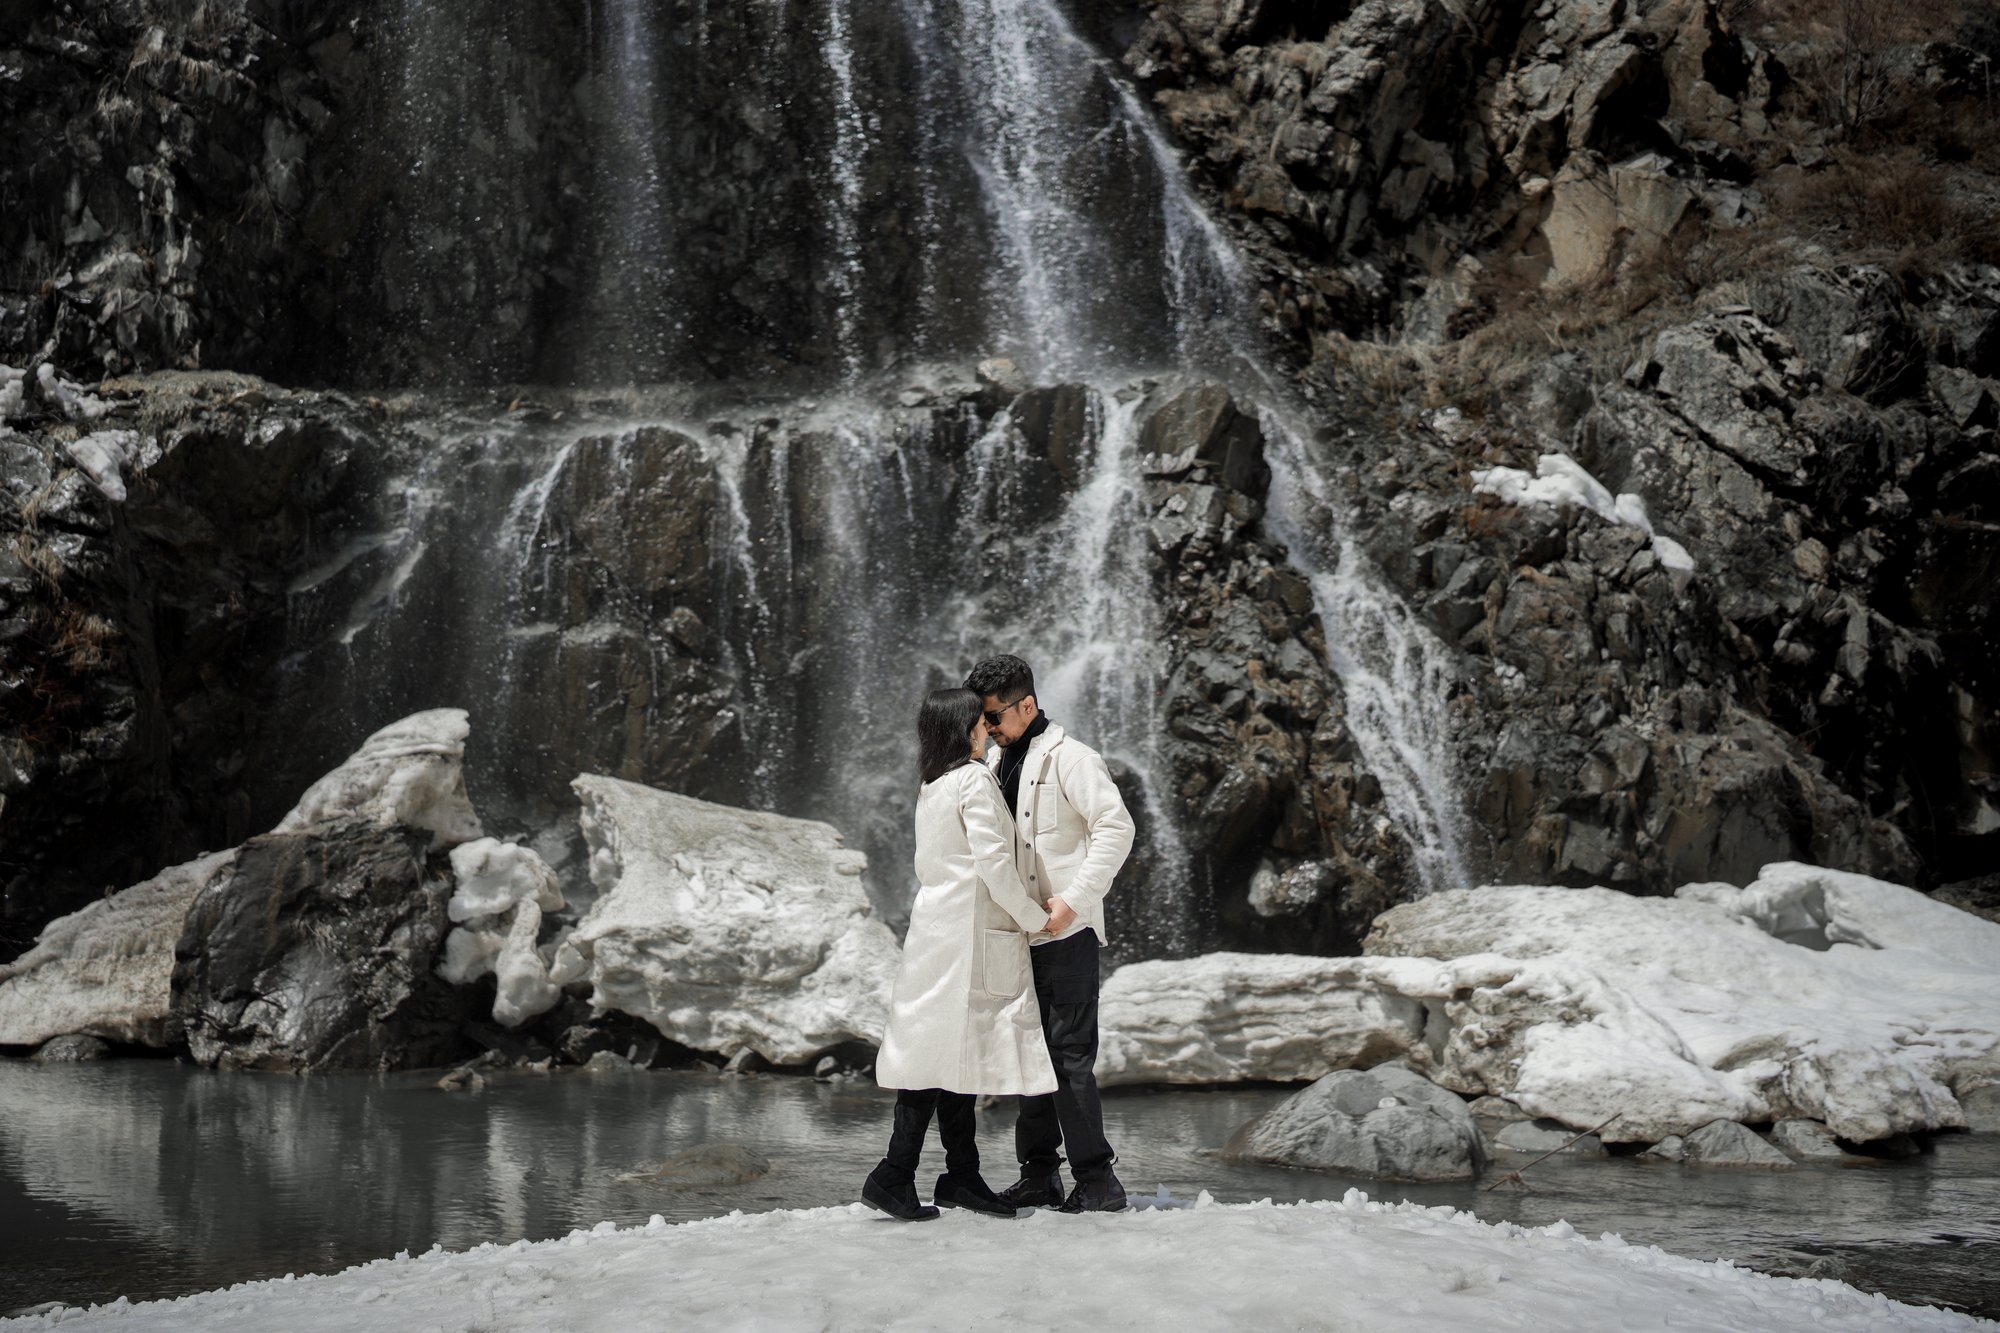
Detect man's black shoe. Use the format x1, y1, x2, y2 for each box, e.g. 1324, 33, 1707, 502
933, 1173, 1019, 1218
1058, 1172, 1127, 1214
862, 1168, 941, 1221
998, 1169, 1066, 1208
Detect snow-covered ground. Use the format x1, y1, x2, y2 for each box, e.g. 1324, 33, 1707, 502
8, 1192, 1982, 1331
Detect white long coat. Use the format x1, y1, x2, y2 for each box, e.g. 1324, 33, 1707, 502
875, 763, 1056, 1096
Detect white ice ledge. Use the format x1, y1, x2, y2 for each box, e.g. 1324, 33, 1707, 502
1472, 452, 1696, 572
9, 1194, 1980, 1332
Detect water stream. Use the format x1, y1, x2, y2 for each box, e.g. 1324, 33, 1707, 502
2, 1064, 1993, 1319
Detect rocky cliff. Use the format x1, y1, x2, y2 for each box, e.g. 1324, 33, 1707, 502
3, 0, 1996, 962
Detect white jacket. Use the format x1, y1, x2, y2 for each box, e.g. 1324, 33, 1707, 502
985, 722, 1135, 946
875, 763, 1056, 1095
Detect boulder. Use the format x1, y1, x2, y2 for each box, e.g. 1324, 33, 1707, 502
0, 851, 235, 1048
1770, 1119, 1853, 1160
551, 776, 898, 1065
275, 709, 483, 851
1223, 1065, 1485, 1181
1365, 864, 2000, 1143
31, 1034, 112, 1062
1494, 1120, 1605, 1157
1095, 953, 1429, 1087
1682, 1120, 1795, 1169
1960, 1084, 2000, 1133
620, 1143, 771, 1187
171, 817, 468, 1072
1642, 1136, 1685, 1161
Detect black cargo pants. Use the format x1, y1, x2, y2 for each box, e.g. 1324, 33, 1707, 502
1015, 930, 1115, 1181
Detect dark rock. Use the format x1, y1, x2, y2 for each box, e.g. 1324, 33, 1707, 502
1682, 1120, 1794, 1169
1222, 1065, 1486, 1182
30, 1033, 112, 1062
170, 817, 470, 1072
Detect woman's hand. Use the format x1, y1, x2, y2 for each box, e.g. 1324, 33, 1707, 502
1044, 898, 1077, 936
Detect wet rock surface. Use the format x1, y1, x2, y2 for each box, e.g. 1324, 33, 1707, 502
1222, 1064, 1487, 1181
170, 815, 469, 1072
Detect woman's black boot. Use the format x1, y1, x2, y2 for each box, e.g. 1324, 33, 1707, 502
933, 1172, 1018, 1218
863, 1164, 941, 1221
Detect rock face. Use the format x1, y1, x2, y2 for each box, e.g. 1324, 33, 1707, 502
0, 850, 234, 1048
1223, 1064, 1486, 1181
552, 775, 899, 1066
171, 816, 468, 1072
1095, 952, 1427, 1086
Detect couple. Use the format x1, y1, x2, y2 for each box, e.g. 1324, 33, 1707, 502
861, 654, 1135, 1221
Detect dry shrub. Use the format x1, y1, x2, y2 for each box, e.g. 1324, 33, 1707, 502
1773, 147, 2000, 270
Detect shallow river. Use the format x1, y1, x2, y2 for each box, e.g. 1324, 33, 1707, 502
1, 1062, 1994, 1319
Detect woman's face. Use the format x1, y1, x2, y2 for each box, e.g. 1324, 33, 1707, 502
969, 715, 991, 757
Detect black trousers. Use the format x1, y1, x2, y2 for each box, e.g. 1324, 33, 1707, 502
875, 1088, 979, 1186
1016, 930, 1116, 1181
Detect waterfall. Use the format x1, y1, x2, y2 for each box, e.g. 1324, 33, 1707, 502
314, 0, 1479, 954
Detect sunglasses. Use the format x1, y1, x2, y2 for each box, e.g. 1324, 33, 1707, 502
983, 697, 1030, 727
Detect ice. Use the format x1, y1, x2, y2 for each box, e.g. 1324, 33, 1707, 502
1473, 452, 1697, 572
275, 709, 483, 850
1366, 863, 2000, 1142
0, 852, 236, 1048
34, 361, 112, 420
438, 839, 566, 1028
550, 775, 900, 1065
11, 1194, 1980, 1331
1, 364, 25, 419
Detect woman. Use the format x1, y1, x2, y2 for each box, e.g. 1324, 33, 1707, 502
863, 687, 1055, 1221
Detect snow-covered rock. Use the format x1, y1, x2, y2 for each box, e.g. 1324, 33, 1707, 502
1365, 863, 2000, 1143
551, 775, 898, 1065
1223, 1065, 1486, 1181
1683, 1120, 1795, 1169
63, 429, 142, 501
439, 839, 566, 1028
0, 850, 235, 1048
1472, 451, 1696, 572
35, 361, 111, 419
0, 363, 24, 418
1095, 952, 1429, 1086
21, 1194, 1982, 1332
276, 709, 483, 850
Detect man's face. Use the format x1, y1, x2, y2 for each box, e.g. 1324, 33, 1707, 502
980, 692, 1038, 748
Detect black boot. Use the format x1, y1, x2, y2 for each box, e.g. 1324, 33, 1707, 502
934, 1173, 1019, 1218
1058, 1169, 1127, 1214
863, 1164, 941, 1221
998, 1167, 1066, 1208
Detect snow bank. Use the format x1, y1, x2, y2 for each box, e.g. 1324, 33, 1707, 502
1096, 952, 1430, 1086
551, 775, 899, 1065
1473, 452, 1696, 572
62, 430, 143, 502
276, 709, 483, 850
1366, 863, 2000, 1142
439, 839, 566, 1028
0, 852, 235, 1048
9, 1194, 1979, 1332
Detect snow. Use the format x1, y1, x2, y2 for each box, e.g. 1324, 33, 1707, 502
1473, 452, 1697, 572
1, 364, 25, 419
439, 839, 567, 1028
275, 709, 483, 850
551, 775, 901, 1065
34, 362, 112, 420
5, 1193, 1980, 1332
0, 852, 235, 1048
1096, 952, 1429, 1086
62, 430, 142, 502
1365, 863, 2000, 1143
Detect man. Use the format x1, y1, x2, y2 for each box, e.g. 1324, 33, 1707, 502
964, 653, 1135, 1213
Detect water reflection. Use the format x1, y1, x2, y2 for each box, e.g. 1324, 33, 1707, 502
0, 1063, 1994, 1318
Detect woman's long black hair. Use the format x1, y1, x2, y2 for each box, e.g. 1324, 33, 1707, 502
917, 687, 984, 786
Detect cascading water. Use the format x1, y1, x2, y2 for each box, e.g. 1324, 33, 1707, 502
305, 0, 1480, 958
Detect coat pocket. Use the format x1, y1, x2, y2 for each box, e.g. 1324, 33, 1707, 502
979, 928, 1030, 999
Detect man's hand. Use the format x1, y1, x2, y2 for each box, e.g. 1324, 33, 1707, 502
1045, 897, 1077, 936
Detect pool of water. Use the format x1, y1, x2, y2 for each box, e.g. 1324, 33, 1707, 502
1, 1061, 1994, 1319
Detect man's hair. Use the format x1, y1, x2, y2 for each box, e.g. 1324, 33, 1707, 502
965, 654, 1035, 702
